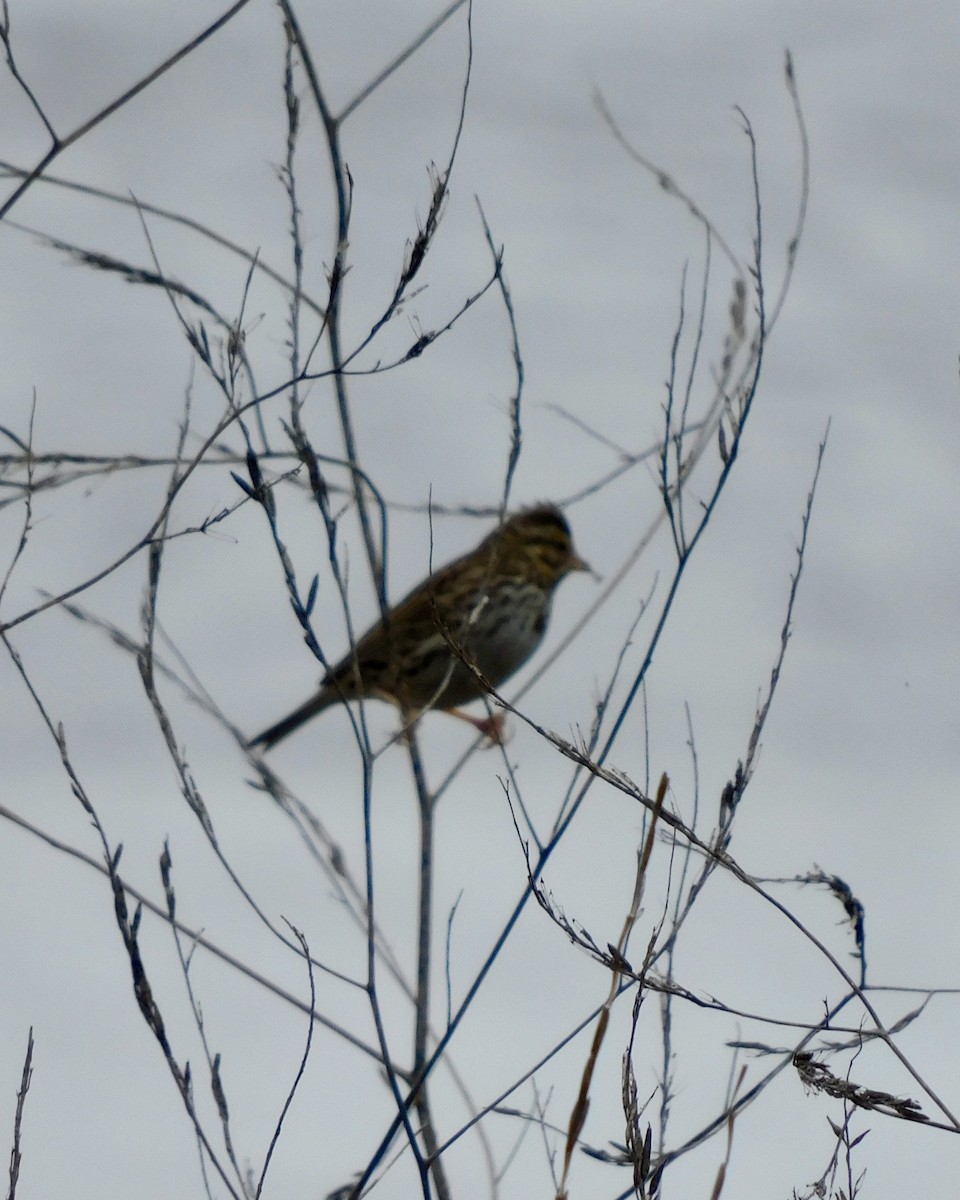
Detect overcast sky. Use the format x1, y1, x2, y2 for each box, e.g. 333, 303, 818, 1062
1, 3, 959, 1198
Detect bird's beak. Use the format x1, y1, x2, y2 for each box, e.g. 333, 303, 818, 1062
568, 551, 596, 578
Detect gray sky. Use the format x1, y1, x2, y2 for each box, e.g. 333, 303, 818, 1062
1, 2, 959, 1197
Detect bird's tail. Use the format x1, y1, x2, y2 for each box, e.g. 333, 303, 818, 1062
248, 691, 333, 751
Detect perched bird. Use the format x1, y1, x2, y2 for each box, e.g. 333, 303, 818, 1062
249, 504, 589, 749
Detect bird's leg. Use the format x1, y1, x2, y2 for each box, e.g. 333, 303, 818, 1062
446, 707, 509, 745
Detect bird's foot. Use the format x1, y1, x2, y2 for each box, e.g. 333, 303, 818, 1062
448, 707, 509, 745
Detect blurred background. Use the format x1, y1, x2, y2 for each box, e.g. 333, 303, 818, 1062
1, 2, 958, 1196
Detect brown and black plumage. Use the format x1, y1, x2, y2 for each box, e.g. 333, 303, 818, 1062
249, 505, 588, 749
